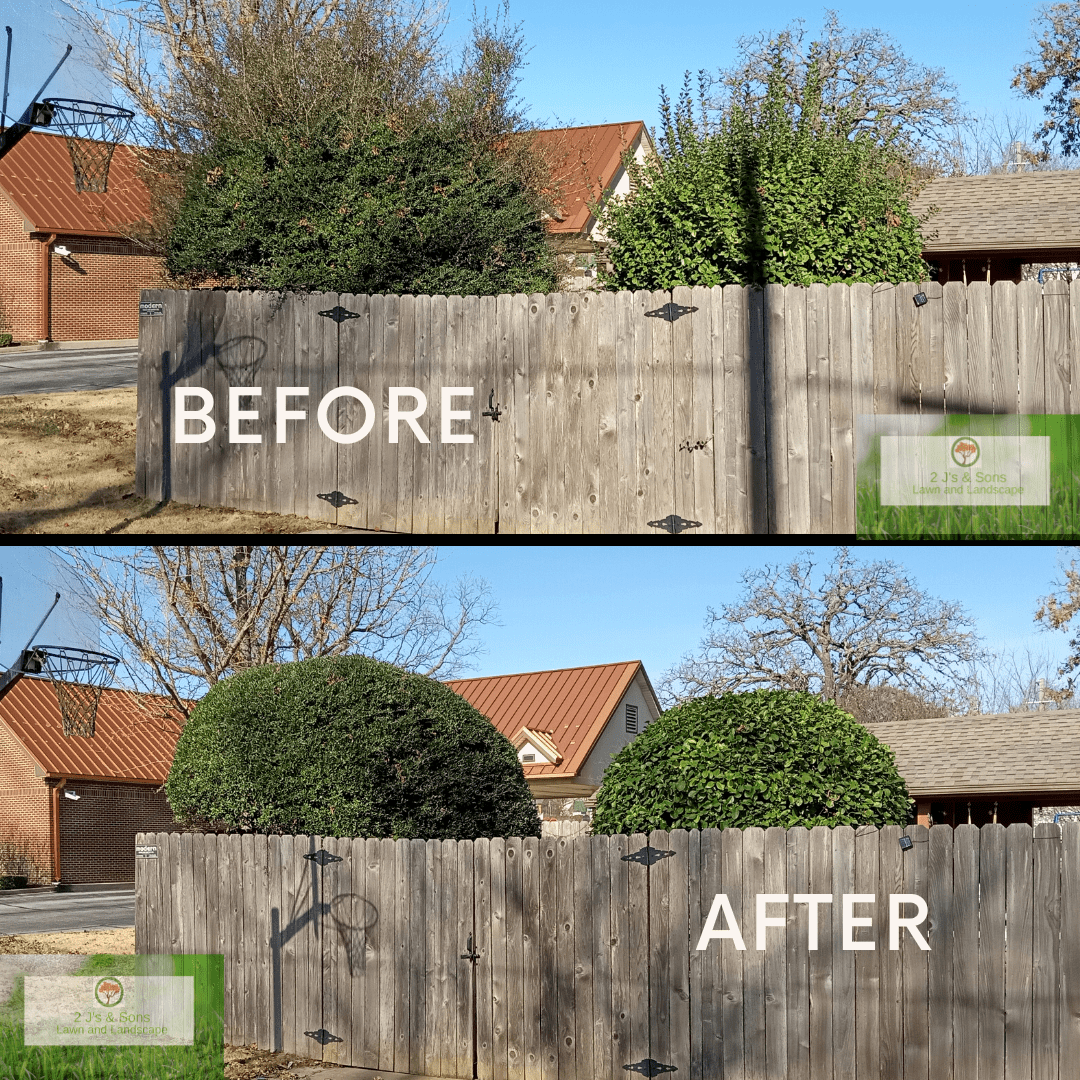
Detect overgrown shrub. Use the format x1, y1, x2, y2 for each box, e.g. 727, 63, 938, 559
598, 63, 930, 290
591, 690, 911, 834
165, 655, 541, 840
166, 116, 558, 296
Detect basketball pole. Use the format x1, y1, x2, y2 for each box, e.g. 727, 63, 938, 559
0, 589, 60, 696
0, 29, 71, 161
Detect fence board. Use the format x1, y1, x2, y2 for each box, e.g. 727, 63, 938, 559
521, 836, 541, 1080
476, 836, 493, 1079
805, 283, 832, 532
573, 836, 595, 1080
609, 833, 632, 1080
491, 836, 509, 1080
765, 283, 788, 533
981, 824, 1008, 1080
721, 285, 749, 533
240, 833, 257, 1050
828, 282, 855, 532
902, 825, 930, 1080
743, 827, 767, 1080
627, 831, 651, 1070
954, 825, 981, 1077
720, 827, 746, 1080
688, 830, 704, 1080
1006, 824, 1035, 1080
877, 825, 903, 1080
927, 824, 955, 1080
556, 836, 578, 1080
807, 826, 833, 1079
853, 826, 880, 1080
786, 827, 811, 1080
1033, 824, 1061, 1080
1062, 823, 1080, 1071
539, 836, 558, 1080
764, 826, 788, 1080
830, 826, 856, 1080
649, 827, 672, 1072
505, 836, 524, 1080
594, 291, 619, 532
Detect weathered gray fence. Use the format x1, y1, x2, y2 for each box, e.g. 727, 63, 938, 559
135, 280, 1080, 533
136, 822, 1080, 1079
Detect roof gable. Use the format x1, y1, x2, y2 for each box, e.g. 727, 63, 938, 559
531, 122, 649, 235
0, 130, 153, 237
447, 660, 651, 779
911, 171, 1080, 254
864, 710, 1080, 796
0, 674, 185, 784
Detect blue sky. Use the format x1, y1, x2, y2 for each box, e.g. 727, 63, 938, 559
0, 0, 1051, 142
0, 545, 1075, 690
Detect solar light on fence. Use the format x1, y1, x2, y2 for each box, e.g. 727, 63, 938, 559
899, 835, 914, 851
913, 292, 928, 307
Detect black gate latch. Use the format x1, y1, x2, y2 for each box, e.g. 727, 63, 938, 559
482, 389, 502, 422
460, 933, 480, 963
303, 849, 342, 865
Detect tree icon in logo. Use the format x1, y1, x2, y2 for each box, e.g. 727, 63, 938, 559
95, 977, 124, 1007
951, 437, 979, 466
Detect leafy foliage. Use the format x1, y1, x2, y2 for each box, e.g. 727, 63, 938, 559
590, 690, 912, 834
165, 655, 541, 840
166, 115, 557, 295
598, 65, 930, 290
1013, 1, 1080, 157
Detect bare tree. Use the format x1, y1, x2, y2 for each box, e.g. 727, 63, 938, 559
936, 109, 1062, 176
1033, 545, 1080, 691
707, 11, 966, 159
963, 643, 1076, 714
52, 546, 497, 724
835, 683, 956, 724
660, 547, 981, 708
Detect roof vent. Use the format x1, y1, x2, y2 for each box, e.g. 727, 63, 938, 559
626, 703, 638, 734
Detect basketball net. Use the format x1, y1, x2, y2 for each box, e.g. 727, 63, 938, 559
25, 646, 120, 738
63, 137, 119, 195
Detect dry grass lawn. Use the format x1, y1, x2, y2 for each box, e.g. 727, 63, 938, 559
0, 388, 361, 534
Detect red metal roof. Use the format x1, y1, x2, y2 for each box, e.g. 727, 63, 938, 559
447, 660, 645, 779
531, 121, 647, 234
0, 129, 152, 237
0, 674, 185, 784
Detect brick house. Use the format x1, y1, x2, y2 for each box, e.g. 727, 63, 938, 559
447, 660, 660, 830
864, 709, 1080, 827
910, 171, 1080, 285
0, 130, 163, 344
0, 672, 183, 885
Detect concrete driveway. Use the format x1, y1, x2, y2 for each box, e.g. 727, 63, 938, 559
0, 886, 135, 936
0, 344, 138, 395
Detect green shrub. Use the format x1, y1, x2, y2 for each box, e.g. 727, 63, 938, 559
165, 655, 540, 840
166, 116, 557, 296
591, 690, 911, 834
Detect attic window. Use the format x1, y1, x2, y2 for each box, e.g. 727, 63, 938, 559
625, 703, 638, 733
521, 753, 536, 762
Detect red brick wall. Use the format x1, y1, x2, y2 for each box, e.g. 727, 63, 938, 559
50, 239, 165, 341
0, 188, 166, 343
58, 779, 181, 884
0, 722, 54, 883
0, 189, 42, 343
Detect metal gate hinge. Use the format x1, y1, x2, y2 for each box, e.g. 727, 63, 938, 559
624, 1059, 677, 1076
303, 849, 342, 865
304, 1029, 343, 1045
621, 845, 675, 866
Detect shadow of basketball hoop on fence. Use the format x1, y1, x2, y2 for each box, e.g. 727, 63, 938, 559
157, 317, 269, 502
268, 840, 378, 1053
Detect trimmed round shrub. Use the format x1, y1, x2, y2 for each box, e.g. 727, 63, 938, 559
591, 690, 911, 834
165, 656, 541, 840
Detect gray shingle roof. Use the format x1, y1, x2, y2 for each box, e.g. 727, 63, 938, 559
863, 710, 1080, 796
909, 171, 1080, 253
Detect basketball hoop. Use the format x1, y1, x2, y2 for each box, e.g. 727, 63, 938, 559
42, 98, 135, 193
20, 645, 120, 737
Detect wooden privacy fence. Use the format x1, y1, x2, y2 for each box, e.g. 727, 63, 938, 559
136, 822, 1080, 1080
135, 280, 1080, 533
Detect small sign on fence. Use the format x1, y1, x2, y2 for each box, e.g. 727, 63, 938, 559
135, 845, 158, 859
138, 301, 163, 318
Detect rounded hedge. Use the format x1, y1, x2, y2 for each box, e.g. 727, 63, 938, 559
165, 655, 541, 840
591, 690, 911, 834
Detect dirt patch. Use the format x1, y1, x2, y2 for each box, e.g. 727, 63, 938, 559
0, 389, 367, 534
225, 1044, 328, 1079
0, 926, 135, 955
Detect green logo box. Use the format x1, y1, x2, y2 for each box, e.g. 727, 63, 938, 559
857, 414, 1080, 539
0, 954, 223, 1079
